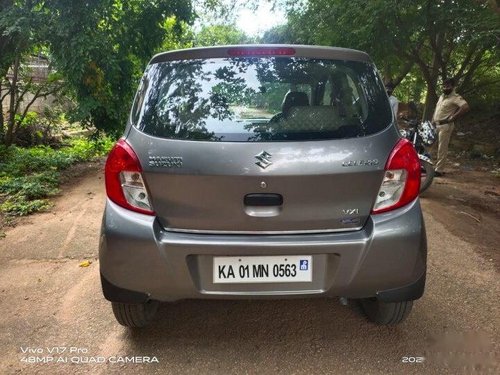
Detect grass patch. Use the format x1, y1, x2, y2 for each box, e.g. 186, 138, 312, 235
0, 137, 114, 217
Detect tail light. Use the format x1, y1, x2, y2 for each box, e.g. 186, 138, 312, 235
105, 139, 154, 215
372, 139, 420, 214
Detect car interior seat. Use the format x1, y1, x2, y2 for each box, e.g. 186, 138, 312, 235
281, 91, 309, 117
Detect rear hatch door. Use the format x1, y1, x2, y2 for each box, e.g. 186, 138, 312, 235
126, 46, 397, 233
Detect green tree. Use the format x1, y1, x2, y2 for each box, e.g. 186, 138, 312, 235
0, 0, 194, 144
260, 24, 297, 44
40, 0, 194, 134
0, 1, 64, 146
194, 24, 251, 46
283, 0, 499, 119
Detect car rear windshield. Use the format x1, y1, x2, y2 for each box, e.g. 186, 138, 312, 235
132, 57, 392, 142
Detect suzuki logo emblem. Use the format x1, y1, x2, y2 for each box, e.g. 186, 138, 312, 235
255, 151, 273, 169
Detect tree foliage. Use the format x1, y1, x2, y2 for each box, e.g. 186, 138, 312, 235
40, 0, 194, 134
1, 0, 498, 145
0, 0, 194, 144
278, 0, 499, 118
0, 1, 64, 146
194, 24, 251, 46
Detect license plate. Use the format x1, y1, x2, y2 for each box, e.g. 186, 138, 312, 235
213, 255, 312, 283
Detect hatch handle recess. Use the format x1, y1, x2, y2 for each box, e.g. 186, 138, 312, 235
244, 193, 283, 207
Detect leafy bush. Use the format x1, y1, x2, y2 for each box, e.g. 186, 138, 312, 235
0, 198, 52, 216
62, 137, 114, 162
0, 146, 73, 175
14, 111, 64, 147
0, 172, 59, 198
0, 136, 113, 217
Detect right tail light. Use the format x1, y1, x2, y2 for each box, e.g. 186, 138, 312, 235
372, 139, 421, 214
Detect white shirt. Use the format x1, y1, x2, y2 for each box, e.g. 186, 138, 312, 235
389, 95, 399, 120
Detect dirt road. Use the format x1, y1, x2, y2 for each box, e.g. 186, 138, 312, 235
1, 163, 498, 374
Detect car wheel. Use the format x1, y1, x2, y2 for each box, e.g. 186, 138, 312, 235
111, 300, 159, 328
359, 298, 413, 325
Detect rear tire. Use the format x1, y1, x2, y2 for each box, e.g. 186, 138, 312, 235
111, 300, 159, 328
420, 160, 434, 193
359, 298, 413, 325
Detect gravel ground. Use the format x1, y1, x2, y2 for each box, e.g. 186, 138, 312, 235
0, 164, 498, 375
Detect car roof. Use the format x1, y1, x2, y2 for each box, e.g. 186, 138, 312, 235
149, 45, 371, 65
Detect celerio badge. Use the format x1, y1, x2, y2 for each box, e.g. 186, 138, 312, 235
255, 151, 272, 169
149, 156, 183, 168
342, 159, 379, 167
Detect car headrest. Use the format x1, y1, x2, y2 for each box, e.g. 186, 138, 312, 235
282, 91, 309, 115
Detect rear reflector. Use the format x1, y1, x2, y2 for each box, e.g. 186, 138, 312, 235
372, 138, 421, 214
227, 47, 296, 57
105, 139, 154, 215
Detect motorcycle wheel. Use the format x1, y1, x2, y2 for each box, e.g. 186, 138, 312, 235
420, 159, 434, 193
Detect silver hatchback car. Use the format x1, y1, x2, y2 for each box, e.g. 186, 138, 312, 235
100, 45, 426, 327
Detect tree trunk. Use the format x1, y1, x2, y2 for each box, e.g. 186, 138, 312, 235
5, 54, 20, 147
0, 80, 4, 143
420, 42, 441, 121
0, 110, 4, 144
422, 88, 438, 121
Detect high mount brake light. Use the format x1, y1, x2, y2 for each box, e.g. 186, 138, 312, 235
105, 139, 154, 215
372, 139, 421, 214
227, 47, 296, 57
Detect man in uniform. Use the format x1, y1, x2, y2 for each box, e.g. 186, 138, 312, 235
432, 78, 469, 177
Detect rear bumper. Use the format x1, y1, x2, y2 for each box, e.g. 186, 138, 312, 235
99, 199, 427, 302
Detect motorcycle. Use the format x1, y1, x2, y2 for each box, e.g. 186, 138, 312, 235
399, 118, 437, 193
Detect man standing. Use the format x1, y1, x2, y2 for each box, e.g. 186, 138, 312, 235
432, 78, 470, 177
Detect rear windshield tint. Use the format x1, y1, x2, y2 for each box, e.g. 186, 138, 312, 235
132, 57, 392, 142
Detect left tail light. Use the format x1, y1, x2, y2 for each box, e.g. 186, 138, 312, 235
105, 139, 154, 215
